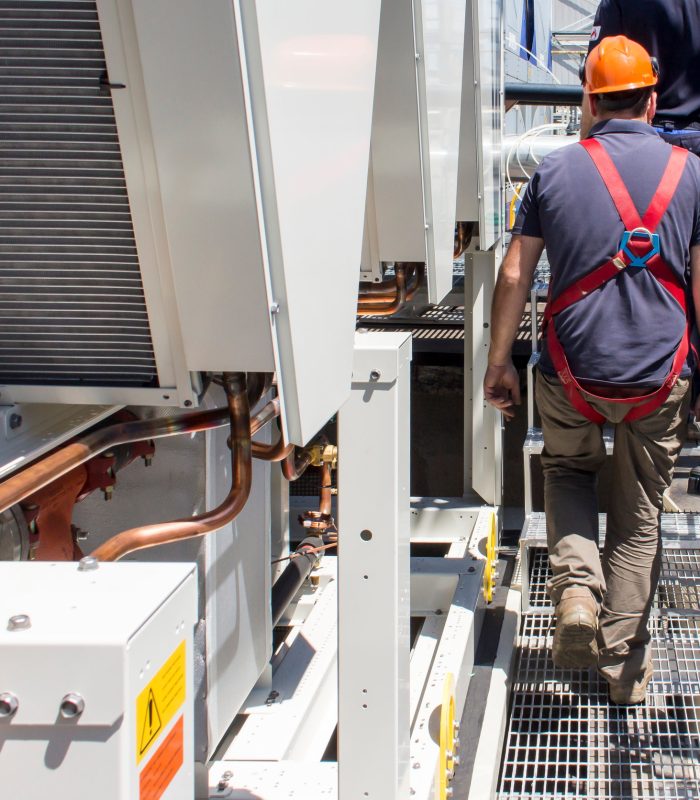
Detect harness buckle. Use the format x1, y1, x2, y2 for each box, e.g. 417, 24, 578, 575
620, 227, 660, 268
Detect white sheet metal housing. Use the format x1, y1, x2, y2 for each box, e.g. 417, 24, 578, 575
458, 0, 505, 250
364, 0, 469, 303
5, 0, 381, 446
0, 561, 197, 800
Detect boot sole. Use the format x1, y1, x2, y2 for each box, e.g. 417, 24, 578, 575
552, 616, 598, 669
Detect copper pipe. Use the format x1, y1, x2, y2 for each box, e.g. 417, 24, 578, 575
281, 447, 314, 481
319, 462, 333, 517
252, 433, 294, 462
91, 373, 252, 562
357, 264, 407, 317
0, 397, 279, 517
358, 263, 422, 302
454, 221, 474, 260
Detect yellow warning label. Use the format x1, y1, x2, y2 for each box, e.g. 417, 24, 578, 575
136, 641, 186, 764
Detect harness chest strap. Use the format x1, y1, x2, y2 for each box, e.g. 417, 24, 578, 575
542, 140, 689, 424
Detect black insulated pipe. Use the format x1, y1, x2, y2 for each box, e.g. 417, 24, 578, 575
506, 83, 583, 107
271, 536, 323, 627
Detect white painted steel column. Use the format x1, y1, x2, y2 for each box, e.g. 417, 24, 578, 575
338, 331, 412, 800
470, 247, 503, 505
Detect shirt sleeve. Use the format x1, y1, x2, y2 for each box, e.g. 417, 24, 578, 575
512, 173, 542, 238
588, 0, 623, 52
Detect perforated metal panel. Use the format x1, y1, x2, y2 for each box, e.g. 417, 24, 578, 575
0, 0, 156, 387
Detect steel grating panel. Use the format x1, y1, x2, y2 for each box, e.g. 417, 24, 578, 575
498, 613, 700, 799
527, 548, 700, 613
0, 0, 157, 387
522, 513, 700, 547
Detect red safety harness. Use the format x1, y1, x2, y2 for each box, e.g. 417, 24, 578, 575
542, 138, 690, 424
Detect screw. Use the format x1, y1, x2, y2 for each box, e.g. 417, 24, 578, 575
59, 693, 85, 719
413, 762, 421, 769
143, 455, 153, 467
369, 369, 381, 381
78, 556, 99, 572
7, 614, 30, 631
468, 566, 475, 573
265, 690, 279, 706
8, 413, 22, 430
270, 303, 281, 315
0, 693, 18, 718
217, 770, 233, 791
102, 485, 113, 501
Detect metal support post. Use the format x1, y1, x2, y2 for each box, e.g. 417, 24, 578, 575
338, 331, 412, 800
469, 247, 503, 505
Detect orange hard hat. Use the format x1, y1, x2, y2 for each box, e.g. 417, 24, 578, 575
583, 35, 659, 94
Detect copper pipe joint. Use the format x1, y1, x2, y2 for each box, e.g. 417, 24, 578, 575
91, 373, 252, 562
357, 263, 424, 304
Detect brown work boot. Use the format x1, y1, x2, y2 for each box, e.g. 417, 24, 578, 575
605, 659, 654, 705
552, 586, 598, 669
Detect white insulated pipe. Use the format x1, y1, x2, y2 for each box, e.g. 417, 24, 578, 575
505, 133, 580, 179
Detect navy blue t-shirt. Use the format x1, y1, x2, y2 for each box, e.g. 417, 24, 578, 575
514, 120, 700, 387
589, 0, 700, 125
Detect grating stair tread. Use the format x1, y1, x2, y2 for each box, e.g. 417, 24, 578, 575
498, 612, 700, 799
521, 512, 700, 547
525, 547, 700, 612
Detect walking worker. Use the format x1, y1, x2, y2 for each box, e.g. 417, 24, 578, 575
583, 0, 700, 155
484, 36, 700, 704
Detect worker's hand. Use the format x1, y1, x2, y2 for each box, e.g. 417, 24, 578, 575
484, 361, 521, 420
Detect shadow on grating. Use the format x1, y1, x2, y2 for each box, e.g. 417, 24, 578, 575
527, 548, 700, 613
498, 614, 700, 799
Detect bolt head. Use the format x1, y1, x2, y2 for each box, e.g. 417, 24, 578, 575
369, 369, 381, 381
78, 556, 99, 572
0, 693, 18, 718
7, 614, 30, 631
8, 413, 22, 430
59, 693, 85, 719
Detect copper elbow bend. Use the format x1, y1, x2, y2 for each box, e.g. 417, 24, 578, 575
90, 373, 253, 562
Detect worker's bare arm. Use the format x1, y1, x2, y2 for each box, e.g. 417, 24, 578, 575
484, 234, 544, 419
691, 244, 700, 418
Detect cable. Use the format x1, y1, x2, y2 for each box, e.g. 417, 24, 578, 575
271, 542, 337, 565
508, 42, 561, 84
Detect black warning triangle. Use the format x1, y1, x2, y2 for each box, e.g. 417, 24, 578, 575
139, 688, 162, 755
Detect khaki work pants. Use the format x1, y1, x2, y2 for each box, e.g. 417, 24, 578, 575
536, 370, 690, 683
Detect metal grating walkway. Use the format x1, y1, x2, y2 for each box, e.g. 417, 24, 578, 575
499, 510, 700, 799
526, 548, 700, 613
498, 614, 700, 799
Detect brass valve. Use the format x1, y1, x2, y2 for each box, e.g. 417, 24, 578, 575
307, 444, 338, 469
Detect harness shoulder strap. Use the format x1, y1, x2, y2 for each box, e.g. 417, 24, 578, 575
579, 138, 643, 230
642, 146, 688, 230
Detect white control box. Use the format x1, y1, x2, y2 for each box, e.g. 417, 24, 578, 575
0, 562, 197, 800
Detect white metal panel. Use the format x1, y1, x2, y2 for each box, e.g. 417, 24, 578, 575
338, 331, 412, 800
474, 0, 505, 249
415, 0, 469, 302
0, 562, 196, 800
122, 0, 275, 374
369, 0, 426, 263
237, 0, 382, 444
0, 403, 120, 479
